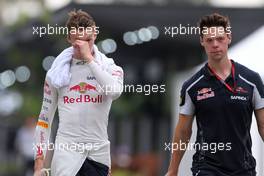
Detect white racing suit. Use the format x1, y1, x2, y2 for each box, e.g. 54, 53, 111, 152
34, 56, 123, 175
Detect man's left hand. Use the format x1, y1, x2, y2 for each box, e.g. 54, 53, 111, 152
73, 40, 94, 63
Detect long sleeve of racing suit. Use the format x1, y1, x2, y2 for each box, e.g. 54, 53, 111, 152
34, 76, 58, 160
88, 59, 124, 100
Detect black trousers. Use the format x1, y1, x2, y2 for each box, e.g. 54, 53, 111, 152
76, 158, 109, 176
192, 169, 256, 176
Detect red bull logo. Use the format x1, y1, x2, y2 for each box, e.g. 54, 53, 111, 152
197, 87, 215, 101
70, 82, 97, 94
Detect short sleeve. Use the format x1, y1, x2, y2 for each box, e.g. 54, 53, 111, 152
179, 83, 195, 116
253, 74, 264, 110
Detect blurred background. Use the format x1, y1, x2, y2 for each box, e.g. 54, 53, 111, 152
0, 0, 264, 176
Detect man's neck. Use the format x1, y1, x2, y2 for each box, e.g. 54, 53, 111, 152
208, 57, 232, 80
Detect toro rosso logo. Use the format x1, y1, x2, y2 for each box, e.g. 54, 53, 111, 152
197, 88, 215, 101
69, 82, 97, 94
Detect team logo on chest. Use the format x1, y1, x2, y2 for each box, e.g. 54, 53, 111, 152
197, 88, 215, 101
64, 82, 102, 104
69, 82, 97, 94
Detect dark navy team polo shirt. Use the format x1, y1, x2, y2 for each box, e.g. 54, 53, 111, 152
179, 60, 264, 175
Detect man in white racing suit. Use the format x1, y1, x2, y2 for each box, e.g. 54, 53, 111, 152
34, 9, 123, 176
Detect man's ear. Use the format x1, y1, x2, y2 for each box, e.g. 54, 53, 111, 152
200, 36, 204, 46
92, 26, 97, 40
93, 32, 97, 40
227, 34, 232, 45
67, 35, 72, 44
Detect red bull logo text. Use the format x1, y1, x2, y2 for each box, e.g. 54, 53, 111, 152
63, 95, 103, 104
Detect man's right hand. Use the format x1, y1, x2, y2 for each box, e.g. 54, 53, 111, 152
34, 157, 44, 176
165, 169, 178, 176
165, 114, 194, 176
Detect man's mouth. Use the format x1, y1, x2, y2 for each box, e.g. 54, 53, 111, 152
211, 51, 222, 54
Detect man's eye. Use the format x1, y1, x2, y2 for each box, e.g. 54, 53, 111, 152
216, 37, 224, 41
206, 39, 213, 43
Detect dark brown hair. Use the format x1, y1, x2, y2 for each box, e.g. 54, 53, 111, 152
66, 9, 96, 31
198, 13, 230, 37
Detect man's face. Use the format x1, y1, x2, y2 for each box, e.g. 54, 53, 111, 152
68, 27, 97, 57
200, 26, 231, 61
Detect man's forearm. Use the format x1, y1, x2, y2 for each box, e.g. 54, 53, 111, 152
255, 108, 264, 142
34, 157, 44, 174
88, 60, 123, 99
168, 139, 187, 173
168, 127, 192, 174
259, 128, 264, 142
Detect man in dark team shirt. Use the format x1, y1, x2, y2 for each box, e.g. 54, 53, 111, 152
166, 13, 264, 176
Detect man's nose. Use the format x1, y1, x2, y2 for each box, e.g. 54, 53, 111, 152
212, 40, 219, 48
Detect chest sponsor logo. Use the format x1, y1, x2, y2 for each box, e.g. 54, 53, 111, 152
87, 76, 96, 80
69, 82, 97, 94
63, 95, 103, 104
230, 95, 247, 101
197, 88, 215, 101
